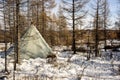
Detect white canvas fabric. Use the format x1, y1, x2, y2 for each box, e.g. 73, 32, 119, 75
19, 25, 52, 59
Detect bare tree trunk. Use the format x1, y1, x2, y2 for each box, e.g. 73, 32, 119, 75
103, 0, 109, 51
104, 16, 107, 51
72, 0, 76, 54
87, 29, 91, 60
42, 0, 45, 38
27, 0, 30, 27
104, 26, 107, 51
12, 0, 17, 71
95, 0, 99, 57
3, 0, 8, 72
62, 0, 88, 53
36, 0, 39, 28
8, 1, 12, 44
15, 0, 20, 63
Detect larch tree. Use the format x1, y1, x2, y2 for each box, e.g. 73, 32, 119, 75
19, 14, 28, 36
91, 0, 105, 57
62, 0, 89, 54
1, 0, 13, 43
30, 0, 56, 40
2, 0, 8, 73
49, 13, 57, 46
40, 0, 56, 40
102, 0, 110, 51
118, 0, 120, 40
6, 0, 12, 44
57, 5, 68, 45
5, 0, 27, 43
15, 0, 20, 64
118, 0, 120, 25
115, 0, 120, 40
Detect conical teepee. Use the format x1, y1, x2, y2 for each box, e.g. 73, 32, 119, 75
19, 25, 52, 59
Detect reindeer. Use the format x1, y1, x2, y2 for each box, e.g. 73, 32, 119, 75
0, 76, 8, 80
46, 54, 57, 63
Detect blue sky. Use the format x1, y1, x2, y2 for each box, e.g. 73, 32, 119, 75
108, 0, 118, 17
55, 0, 118, 17
54, 0, 119, 28
0, 0, 119, 29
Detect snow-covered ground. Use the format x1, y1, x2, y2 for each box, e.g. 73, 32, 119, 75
0, 46, 120, 80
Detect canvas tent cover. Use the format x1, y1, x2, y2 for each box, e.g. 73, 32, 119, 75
20, 25, 52, 59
